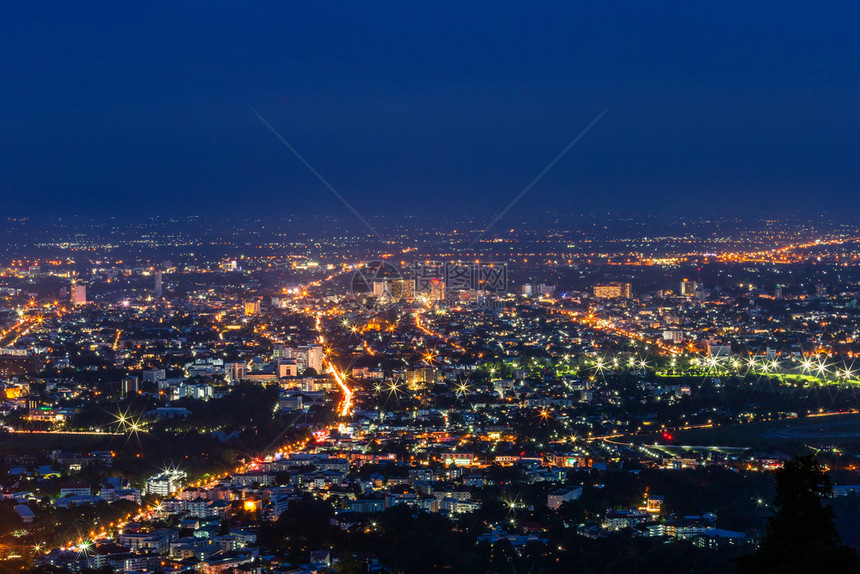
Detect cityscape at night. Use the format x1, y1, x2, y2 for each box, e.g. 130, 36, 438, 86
3, 3, 860, 574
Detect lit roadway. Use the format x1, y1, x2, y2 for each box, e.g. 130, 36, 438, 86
27, 247, 858, 557
556, 307, 683, 357
5, 429, 123, 436
0, 299, 68, 348
315, 312, 353, 418
413, 309, 464, 352
35, 270, 359, 557
55, 437, 312, 555
714, 235, 860, 264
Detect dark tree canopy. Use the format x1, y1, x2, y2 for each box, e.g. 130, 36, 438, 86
737, 455, 860, 574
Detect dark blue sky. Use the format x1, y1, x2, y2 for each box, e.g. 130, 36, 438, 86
2, 2, 859, 219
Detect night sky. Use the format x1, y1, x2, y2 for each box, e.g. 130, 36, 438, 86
2, 2, 859, 219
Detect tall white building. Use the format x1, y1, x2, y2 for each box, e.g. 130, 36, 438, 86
286, 345, 324, 374
306, 344, 324, 373
372, 280, 388, 298
70, 282, 87, 305
145, 469, 186, 496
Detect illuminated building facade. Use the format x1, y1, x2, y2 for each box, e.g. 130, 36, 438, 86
679, 279, 698, 296
391, 278, 416, 302
0, 350, 39, 377
145, 469, 187, 496
406, 367, 436, 390
286, 345, 324, 374
593, 282, 632, 298
71, 282, 87, 305
122, 376, 139, 397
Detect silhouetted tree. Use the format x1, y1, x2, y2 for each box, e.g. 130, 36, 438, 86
737, 455, 859, 574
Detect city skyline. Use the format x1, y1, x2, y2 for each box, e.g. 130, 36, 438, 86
3, 4, 860, 573
3, 217, 860, 572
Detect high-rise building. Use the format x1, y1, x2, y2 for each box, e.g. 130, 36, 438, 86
372, 280, 388, 298
273, 342, 287, 359
286, 348, 306, 373
244, 300, 261, 316
225, 362, 245, 383
679, 279, 698, 296
154, 270, 163, 298
662, 330, 685, 343
70, 281, 87, 305
305, 345, 324, 374
121, 376, 139, 397
285, 344, 325, 374
406, 367, 436, 390
391, 279, 415, 302
593, 283, 632, 299
429, 280, 446, 302
0, 350, 39, 377
145, 469, 186, 496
